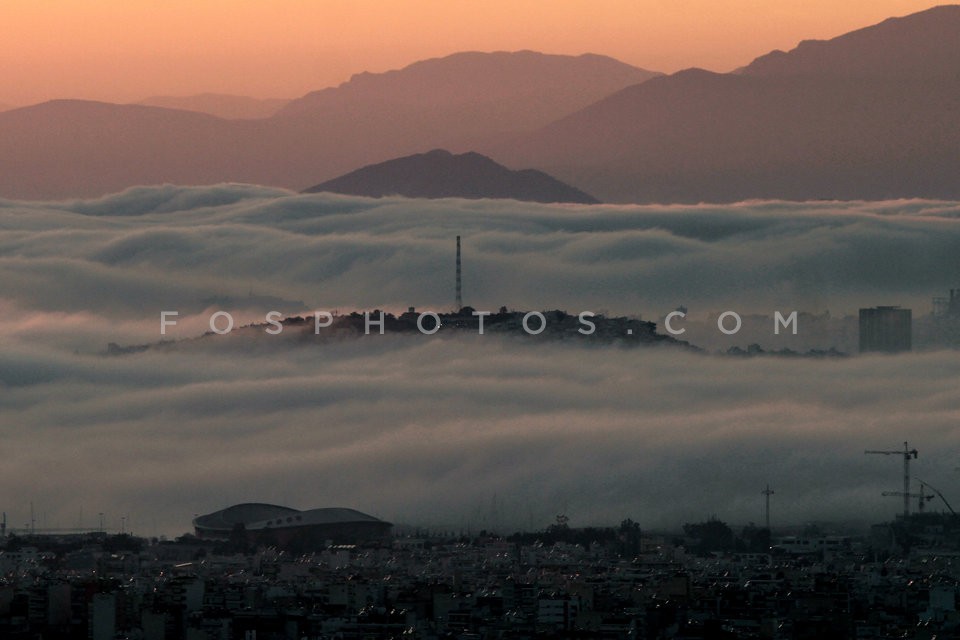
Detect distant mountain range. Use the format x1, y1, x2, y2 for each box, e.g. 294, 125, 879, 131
2, 6, 960, 203
0, 52, 656, 200
491, 5, 960, 203
276, 50, 658, 140
136, 94, 290, 119
304, 149, 599, 204
737, 6, 960, 78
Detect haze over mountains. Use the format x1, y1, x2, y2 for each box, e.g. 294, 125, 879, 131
304, 149, 598, 203
0, 52, 656, 200
1, 6, 959, 202
136, 94, 290, 120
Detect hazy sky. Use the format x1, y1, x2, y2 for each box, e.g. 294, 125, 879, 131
2, 186, 960, 535
1, 0, 943, 105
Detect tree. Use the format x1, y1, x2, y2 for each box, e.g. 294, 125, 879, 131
740, 523, 771, 552
683, 517, 734, 553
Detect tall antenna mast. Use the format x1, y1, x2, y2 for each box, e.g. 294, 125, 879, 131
455, 235, 462, 311
762, 484, 774, 530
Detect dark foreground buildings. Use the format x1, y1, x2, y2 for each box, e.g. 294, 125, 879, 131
4, 516, 960, 639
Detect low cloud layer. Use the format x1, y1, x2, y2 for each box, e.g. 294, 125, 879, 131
1, 185, 958, 536
4, 185, 960, 322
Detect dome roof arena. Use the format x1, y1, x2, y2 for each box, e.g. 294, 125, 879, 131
193, 503, 391, 547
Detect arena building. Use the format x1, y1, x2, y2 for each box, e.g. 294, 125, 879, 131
193, 504, 391, 549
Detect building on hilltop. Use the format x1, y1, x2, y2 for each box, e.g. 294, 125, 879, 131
859, 306, 911, 353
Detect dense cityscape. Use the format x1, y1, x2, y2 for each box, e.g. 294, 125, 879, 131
2, 506, 960, 639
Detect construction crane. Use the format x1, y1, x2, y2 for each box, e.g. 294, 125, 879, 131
865, 441, 918, 518
882, 481, 934, 512
915, 478, 958, 516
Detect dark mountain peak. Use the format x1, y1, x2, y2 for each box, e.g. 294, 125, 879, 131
741, 3, 960, 77
303, 150, 599, 204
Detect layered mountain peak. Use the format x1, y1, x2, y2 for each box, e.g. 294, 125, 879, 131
740, 4, 960, 77
276, 50, 659, 118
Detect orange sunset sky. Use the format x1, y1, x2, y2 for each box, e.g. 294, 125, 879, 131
1, 0, 945, 106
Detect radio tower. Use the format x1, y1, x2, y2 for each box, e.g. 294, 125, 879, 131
455, 235, 462, 311
762, 484, 774, 530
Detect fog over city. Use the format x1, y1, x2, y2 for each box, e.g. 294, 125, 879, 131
1, 184, 959, 536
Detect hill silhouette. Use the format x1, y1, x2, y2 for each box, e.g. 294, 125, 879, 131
304, 149, 599, 203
